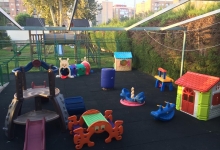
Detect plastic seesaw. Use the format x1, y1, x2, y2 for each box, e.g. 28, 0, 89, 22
150, 101, 175, 121
120, 87, 146, 106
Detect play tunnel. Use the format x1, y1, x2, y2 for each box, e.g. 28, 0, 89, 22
44, 33, 76, 44
60, 60, 91, 78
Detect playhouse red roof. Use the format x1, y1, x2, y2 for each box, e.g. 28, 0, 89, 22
175, 71, 220, 92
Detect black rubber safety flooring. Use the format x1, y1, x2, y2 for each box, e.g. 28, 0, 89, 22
0, 69, 220, 150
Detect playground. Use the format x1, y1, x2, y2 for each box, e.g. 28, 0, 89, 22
0, 1, 220, 149
0, 69, 220, 150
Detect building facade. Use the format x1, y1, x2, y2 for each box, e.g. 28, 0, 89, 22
0, 0, 10, 14
136, 0, 173, 15
0, 0, 27, 18
96, 1, 113, 25
113, 4, 134, 20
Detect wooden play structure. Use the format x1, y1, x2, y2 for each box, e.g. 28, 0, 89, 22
114, 52, 132, 71
3, 60, 69, 140
175, 71, 220, 120
29, 31, 75, 60
68, 109, 123, 149
154, 68, 174, 92
28, 31, 99, 65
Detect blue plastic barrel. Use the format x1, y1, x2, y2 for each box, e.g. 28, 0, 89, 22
101, 68, 115, 89
64, 96, 86, 116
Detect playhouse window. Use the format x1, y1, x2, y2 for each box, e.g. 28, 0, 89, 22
183, 88, 195, 102
189, 95, 194, 103
212, 93, 220, 106
183, 94, 188, 100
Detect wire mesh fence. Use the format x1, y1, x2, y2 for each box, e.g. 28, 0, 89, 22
0, 39, 125, 85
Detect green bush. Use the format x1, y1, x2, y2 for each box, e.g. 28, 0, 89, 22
89, 2, 220, 80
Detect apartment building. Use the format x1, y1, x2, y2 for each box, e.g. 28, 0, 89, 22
0, 0, 10, 14
113, 4, 134, 20
0, 0, 27, 18
96, 0, 113, 25
136, 0, 173, 15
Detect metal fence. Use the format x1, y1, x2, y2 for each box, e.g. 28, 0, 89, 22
0, 63, 9, 87
0, 39, 123, 86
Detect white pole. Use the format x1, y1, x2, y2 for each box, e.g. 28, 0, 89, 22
180, 31, 186, 77
134, 0, 136, 19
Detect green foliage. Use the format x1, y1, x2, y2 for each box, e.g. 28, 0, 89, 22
0, 34, 11, 48
84, 0, 102, 22
90, 1, 220, 79
15, 13, 31, 26
0, 13, 8, 26
22, 0, 101, 26
0, 13, 11, 47
132, 40, 164, 75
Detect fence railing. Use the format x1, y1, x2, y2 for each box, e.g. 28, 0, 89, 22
0, 39, 126, 85
0, 63, 9, 87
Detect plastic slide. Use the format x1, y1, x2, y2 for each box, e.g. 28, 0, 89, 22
23, 118, 45, 150
57, 45, 64, 56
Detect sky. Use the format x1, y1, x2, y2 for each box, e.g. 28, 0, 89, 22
97, 0, 145, 8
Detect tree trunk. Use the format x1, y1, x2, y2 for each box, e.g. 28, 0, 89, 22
58, 0, 62, 26
49, 5, 57, 26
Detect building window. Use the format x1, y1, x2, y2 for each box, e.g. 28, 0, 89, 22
212, 93, 220, 106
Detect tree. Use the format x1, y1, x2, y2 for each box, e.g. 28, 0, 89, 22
74, 0, 102, 25
120, 16, 129, 22
0, 11, 11, 44
15, 13, 31, 26
22, 0, 102, 27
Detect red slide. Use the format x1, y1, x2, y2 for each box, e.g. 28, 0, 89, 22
23, 118, 45, 150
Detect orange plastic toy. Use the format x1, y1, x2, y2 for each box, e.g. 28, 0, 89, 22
68, 109, 123, 149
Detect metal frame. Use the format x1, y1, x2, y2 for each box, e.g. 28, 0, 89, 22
125, 0, 190, 31
161, 9, 220, 30
0, 26, 184, 31
0, 7, 23, 30
67, 0, 79, 30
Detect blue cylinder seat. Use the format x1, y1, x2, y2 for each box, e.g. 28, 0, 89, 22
101, 68, 115, 89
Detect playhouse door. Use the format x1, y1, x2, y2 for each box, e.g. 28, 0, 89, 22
181, 88, 195, 115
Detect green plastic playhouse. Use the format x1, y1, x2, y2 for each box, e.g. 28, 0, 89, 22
175, 71, 220, 121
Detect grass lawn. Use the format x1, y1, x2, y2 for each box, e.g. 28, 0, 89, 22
0, 44, 114, 74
